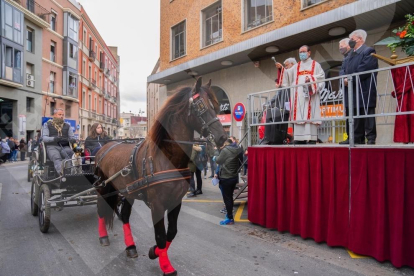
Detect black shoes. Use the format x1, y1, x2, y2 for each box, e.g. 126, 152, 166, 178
187, 192, 196, 198
367, 140, 376, 145
339, 139, 366, 145
195, 190, 203, 195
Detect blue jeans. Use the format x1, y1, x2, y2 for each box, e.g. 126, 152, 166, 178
12, 150, 18, 161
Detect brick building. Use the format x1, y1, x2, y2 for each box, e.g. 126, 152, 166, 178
78, 6, 120, 139
148, 0, 414, 140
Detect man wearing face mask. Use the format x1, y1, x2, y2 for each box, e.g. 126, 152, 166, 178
281, 46, 325, 144
338, 38, 352, 139
41, 108, 75, 175
341, 29, 378, 145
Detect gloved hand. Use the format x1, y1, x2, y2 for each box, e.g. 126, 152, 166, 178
54, 137, 63, 143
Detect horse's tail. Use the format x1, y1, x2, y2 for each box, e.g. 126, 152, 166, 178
97, 176, 118, 230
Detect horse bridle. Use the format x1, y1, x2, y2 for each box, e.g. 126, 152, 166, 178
188, 92, 220, 147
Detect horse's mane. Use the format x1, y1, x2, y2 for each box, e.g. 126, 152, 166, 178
148, 84, 219, 149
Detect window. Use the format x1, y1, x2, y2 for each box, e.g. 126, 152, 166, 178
202, 1, 222, 47
50, 72, 56, 93
68, 16, 78, 42
26, 97, 34, 113
69, 43, 77, 59
83, 29, 86, 45
82, 90, 86, 108
50, 102, 56, 116
50, 12, 57, 31
26, 28, 33, 52
3, 2, 24, 44
50, 41, 56, 62
94, 97, 97, 111
82, 60, 86, 75
65, 105, 71, 117
302, 0, 325, 9
171, 21, 186, 60
88, 94, 91, 109
88, 65, 91, 79
2, 44, 22, 82
68, 72, 77, 97
244, 0, 273, 31
99, 99, 101, 113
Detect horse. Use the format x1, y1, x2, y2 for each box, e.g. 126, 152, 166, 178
94, 77, 227, 276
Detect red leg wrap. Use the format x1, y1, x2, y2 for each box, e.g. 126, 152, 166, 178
155, 247, 175, 274
166, 241, 172, 251
98, 217, 108, 238
123, 223, 135, 247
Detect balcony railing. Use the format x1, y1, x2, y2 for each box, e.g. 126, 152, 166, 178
88, 78, 96, 90
89, 50, 96, 62
99, 61, 105, 72
91, 110, 97, 119
14, 0, 50, 23
104, 93, 110, 100
106, 116, 111, 123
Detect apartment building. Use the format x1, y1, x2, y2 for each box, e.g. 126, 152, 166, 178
0, 0, 49, 139
118, 112, 147, 139
148, 0, 414, 140
78, 6, 120, 139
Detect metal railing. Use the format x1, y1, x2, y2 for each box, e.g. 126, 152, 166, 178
14, 0, 50, 23
89, 50, 96, 61
247, 62, 414, 147
99, 61, 105, 71
88, 78, 96, 90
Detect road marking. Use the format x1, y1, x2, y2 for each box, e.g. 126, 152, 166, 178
0, 183, 2, 202
234, 201, 249, 222
347, 250, 369, 259
183, 199, 223, 203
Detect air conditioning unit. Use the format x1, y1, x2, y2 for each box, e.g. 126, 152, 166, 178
27, 79, 34, 88
27, 74, 35, 81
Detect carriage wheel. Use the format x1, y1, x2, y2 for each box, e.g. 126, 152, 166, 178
38, 184, 51, 233
30, 176, 39, 216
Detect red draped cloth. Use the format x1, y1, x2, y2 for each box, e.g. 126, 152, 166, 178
391, 65, 414, 143
248, 147, 349, 247
349, 148, 414, 268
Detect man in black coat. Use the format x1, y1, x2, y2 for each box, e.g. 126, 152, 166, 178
341, 29, 378, 145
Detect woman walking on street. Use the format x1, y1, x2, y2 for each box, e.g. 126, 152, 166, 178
19, 138, 27, 161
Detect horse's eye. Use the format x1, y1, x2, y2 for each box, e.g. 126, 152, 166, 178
208, 99, 215, 109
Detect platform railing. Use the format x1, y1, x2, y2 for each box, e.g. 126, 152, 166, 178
247, 62, 414, 147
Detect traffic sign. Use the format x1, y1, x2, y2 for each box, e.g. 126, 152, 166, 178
233, 103, 246, 122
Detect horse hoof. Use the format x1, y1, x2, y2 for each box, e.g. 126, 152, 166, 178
164, 271, 177, 276
99, 236, 110, 246
126, 246, 138, 258
148, 245, 158, 260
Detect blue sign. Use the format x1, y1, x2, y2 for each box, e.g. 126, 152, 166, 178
42, 117, 77, 133
233, 103, 246, 122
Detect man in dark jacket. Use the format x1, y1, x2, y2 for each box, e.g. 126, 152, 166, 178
339, 38, 352, 140
41, 108, 75, 175
341, 29, 378, 145
213, 139, 242, 225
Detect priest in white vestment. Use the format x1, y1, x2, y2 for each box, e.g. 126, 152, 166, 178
281, 45, 325, 144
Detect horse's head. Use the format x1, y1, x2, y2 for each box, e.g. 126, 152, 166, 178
188, 77, 227, 148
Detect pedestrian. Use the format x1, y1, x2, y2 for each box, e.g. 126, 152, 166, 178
19, 138, 27, 161
0, 138, 11, 164
206, 143, 217, 178
12, 138, 18, 162
7, 137, 14, 162
187, 144, 203, 197
27, 138, 32, 159
340, 29, 378, 145
85, 123, 110, 156
213, 138, 243, 225
280, 45, 325, 144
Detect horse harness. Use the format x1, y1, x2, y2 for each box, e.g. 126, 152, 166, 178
94, 139, 191, 196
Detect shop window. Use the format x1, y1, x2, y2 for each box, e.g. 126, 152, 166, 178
244, 0, 273, 31
202, 1, 222, 47
171, 21, 186, 60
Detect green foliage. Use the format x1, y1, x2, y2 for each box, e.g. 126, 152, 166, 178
377, 14, 414, 56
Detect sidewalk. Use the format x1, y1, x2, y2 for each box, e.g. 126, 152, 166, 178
0, 160, 29, 167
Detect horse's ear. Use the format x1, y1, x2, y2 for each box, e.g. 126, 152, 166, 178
192, 77, 203, 95
206, 79, 212, 89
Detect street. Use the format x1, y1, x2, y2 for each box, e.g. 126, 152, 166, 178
0, 161, 413, 276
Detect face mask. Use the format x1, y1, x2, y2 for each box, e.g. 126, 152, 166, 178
299, 53, 308, 61
339, 47, 348, 55
349, 39, 357, 49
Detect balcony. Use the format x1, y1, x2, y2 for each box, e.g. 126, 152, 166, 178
12, 0, 50, 28
99, 61, 105, 72
91, 110, 97, 119
104, 68, 110, 76
104, 93, 110, 100
88, 78, 97, 90
111, 96, 117, 103
106, 116, 111, 123
89, 50, 96, 62
112, 118, 117, 124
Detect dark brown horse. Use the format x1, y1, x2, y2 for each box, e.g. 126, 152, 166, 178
95, 77, 227, 276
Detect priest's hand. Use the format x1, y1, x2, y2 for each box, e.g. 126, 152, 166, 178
305, 76, 311, 83
275, 62, 283, 69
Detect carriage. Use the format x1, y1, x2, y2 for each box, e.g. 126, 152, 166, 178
28, 141, 98, 233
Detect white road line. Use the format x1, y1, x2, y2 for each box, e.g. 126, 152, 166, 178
0, 183, 2, 202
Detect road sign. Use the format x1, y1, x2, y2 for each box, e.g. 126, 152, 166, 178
233, 103, 246, 122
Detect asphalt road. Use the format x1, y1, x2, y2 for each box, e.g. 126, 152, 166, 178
0, 161, 413, 276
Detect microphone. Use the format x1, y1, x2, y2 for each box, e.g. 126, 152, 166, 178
271, 57, 277, 64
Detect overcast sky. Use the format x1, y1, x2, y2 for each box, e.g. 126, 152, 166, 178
78, 0, 160, 117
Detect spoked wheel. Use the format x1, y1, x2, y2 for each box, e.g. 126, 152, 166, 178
30, 176, 39, 216
115, 195, 125, 220
38, 184, 51, 233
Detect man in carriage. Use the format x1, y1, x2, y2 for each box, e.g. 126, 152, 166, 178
41, 108, 76, 175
